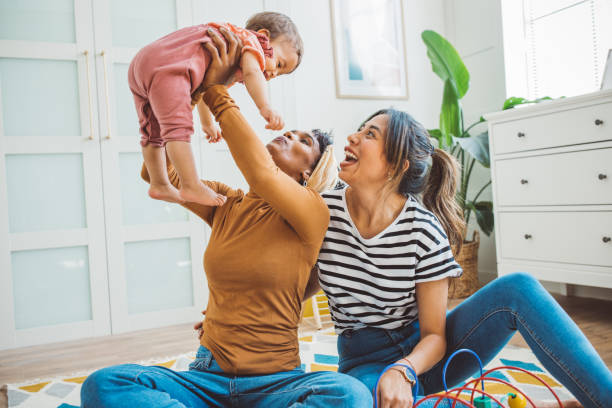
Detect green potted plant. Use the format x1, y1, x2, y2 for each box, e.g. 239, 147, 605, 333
421, 30, 551, 297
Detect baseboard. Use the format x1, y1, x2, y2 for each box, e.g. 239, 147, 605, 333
540, 281, 612, 301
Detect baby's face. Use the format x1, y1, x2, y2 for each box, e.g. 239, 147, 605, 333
264, 36, 299, 80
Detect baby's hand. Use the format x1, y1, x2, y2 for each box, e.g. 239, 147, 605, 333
202, 122, 222, 143
260, 106, 284, 130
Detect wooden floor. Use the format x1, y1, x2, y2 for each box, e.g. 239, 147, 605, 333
1, 293, 610, 385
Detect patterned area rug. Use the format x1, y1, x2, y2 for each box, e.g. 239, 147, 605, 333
4, 328, 572, 408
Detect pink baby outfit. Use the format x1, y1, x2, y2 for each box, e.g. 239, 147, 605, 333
128, 23, 272, 147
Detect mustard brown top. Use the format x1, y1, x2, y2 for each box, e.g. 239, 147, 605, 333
141, 85, 329, 374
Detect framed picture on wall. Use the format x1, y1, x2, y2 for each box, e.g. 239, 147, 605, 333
330, 0, 408, 99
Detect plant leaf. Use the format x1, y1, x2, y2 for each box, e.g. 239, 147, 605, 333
453, 131, 490, 168
503, 96, 555, 110
440, 80, 460, 149
422, 30, 470, 99
535, 96, 553, 103
467, 200, 494, 236
502, 97, 528, 110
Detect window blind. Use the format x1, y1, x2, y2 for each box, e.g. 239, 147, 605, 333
523, 0, 611, 98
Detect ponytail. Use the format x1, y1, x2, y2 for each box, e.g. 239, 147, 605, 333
423, 148, 465, 252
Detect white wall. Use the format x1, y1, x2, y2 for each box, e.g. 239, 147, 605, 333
443, 0, 506, 282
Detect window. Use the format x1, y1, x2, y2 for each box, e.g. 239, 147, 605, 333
501, 0, 612, 99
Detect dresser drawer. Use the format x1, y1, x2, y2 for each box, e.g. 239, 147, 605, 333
498, 212, 612, 267
492, 102, 612, 155
495, 148, 612, 206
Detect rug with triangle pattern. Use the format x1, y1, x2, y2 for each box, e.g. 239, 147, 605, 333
3, 328, 572, 407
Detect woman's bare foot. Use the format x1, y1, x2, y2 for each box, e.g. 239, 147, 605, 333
179, 181, 226, 206
148, 183, 184, 204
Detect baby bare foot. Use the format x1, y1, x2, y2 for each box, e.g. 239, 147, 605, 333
148, 183, 184, 204
180, 182, 226, 206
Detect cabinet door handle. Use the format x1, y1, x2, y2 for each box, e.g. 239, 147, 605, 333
520, 179, 528, 184
517, 132, 525, 138
100, 50, 112, 140
599, 174, 608, 180
83, 50, 95, 140
524, 234, 532, 239
603, 237, 611, 243
594, 119, 604, 126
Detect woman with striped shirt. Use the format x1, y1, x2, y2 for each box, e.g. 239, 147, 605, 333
312, 109, 611, 407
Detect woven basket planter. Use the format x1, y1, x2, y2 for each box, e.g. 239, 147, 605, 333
449, 230, 481, 299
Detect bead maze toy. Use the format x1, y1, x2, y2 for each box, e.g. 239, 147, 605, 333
374, 349, 565, 408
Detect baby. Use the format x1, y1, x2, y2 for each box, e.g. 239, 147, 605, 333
128, 12, 303, 205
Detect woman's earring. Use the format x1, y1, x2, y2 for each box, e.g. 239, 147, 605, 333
302, 180, 308, 186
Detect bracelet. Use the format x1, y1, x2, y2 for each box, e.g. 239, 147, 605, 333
400, 357, 416, 373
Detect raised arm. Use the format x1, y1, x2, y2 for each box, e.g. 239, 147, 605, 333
199, 29, 327, 244
197, 100, 222, 142
241, 52, 269, 111
241, 52, 283, 130
202, 86, 327, 245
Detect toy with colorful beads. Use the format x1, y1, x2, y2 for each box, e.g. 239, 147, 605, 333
373, 348, 564, 408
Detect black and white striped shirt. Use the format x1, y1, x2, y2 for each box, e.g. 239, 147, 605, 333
318, 188, 462, 333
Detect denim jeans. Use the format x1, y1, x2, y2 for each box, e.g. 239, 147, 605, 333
338, 273, 612, 408
81, 345, 372, 407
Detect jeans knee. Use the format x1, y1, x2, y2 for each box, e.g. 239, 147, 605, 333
495, 272, 542, 298
81, 364, 136, 407
336, 375, 373, 407
81, 367, 110, 406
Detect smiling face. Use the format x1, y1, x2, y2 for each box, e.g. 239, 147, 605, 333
266, 130, 321, 183
263, 35, 300, 80
339, 114, 391, 188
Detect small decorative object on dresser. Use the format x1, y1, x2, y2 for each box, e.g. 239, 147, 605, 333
601, 49, 612, 90
485, 89, 612, 289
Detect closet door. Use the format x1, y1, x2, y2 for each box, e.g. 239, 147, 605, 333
92, 0, 208, 333
0, 0, 111, 348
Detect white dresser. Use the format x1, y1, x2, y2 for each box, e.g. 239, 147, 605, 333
485, 90, 612, 289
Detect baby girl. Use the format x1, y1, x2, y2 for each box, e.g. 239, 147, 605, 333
128, 12, 303, 205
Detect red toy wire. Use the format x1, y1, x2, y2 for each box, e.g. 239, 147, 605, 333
481, 366, 563, 407
457, 376, 537, 408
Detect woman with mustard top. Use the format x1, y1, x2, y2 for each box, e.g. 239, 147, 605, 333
81, 28, 371, 408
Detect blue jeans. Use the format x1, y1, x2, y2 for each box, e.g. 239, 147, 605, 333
81, 344, 372, 407
338, 273, 612, 408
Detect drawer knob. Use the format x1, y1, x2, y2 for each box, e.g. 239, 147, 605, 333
604, 237, 611, 243
517, 132, 526, 138
520, 179, 529, 184
594, 119, 604, 126
524, 234, 532, 240
599, 174, 608, 180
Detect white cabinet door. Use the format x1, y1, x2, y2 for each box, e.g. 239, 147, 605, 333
0, 0, 111, 348
91, 0, 208, 333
